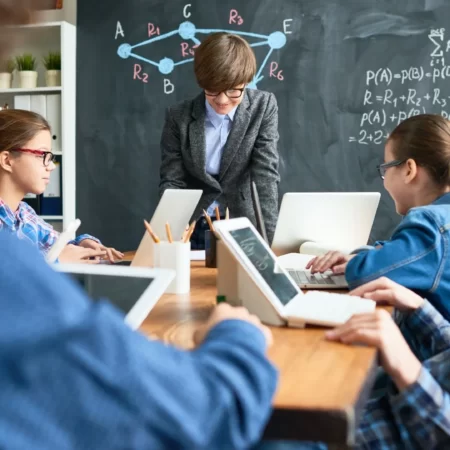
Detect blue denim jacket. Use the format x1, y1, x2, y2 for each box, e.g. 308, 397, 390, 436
346, 192, 450, 321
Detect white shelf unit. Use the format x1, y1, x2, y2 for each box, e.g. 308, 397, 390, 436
0, 21, 76, 229
0, 87, 62, 94
41, 215, 63, 220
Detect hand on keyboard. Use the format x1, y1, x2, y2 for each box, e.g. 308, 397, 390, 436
287, 269, 347, 286
305, 251, 356, 275
349, 277, 424, 312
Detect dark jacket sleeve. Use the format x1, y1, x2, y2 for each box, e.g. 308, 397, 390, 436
251, 93, 280, 243
159, 107, 188, 196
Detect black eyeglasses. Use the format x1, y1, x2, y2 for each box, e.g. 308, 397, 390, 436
11, 148, 56, 167
204, 88, 245, 99
377, 159, 406, 180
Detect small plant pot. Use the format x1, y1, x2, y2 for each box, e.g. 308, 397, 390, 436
45, 70, 61, 87
0, 72, 12, 89
19, 70, 38, 89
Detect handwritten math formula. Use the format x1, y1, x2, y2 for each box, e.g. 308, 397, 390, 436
349, 28, 450, 146
115, 5, 293, 94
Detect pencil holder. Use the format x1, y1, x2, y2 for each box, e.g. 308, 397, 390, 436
205, 230, 217, 268
153, 241, 191, 294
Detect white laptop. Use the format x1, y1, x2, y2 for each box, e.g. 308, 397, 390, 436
54, 264, 174, 330
112, 189, 202, 267
269, 192, 380, 289
272, 192, 380, 256
214, 218, 375, 327
275, 253, 348, 289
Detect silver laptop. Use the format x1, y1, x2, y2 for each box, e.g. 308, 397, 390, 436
55, 264, 174, 329
272, 192, 380, 255
253, 190, 380, 289
110, 189, 202, 267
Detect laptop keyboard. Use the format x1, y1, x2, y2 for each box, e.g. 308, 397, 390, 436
287, 269, 347, 286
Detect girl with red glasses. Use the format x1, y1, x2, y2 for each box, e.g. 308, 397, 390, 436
0, 109, 123, 263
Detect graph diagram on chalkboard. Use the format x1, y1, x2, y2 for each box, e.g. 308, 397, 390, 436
115, 6, 292, 92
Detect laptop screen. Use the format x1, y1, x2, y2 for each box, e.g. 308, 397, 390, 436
229, 227, 298, 305
68, 273, 153, 314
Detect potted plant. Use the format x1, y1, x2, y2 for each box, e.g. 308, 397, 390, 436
16, 53, 38, 89
43, 52, 61, 87
0, 58, 15, 89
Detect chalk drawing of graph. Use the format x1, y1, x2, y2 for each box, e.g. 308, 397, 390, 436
118, 20, 287, 88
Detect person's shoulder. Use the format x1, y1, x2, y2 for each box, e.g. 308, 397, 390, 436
404, 203, 450, 231
166, 93, 202, 120
18, 201, 38, 217
246, 88, 276, 103
245, 89, 277, 114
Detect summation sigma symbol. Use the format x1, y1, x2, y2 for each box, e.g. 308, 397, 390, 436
116, 8, 293, 93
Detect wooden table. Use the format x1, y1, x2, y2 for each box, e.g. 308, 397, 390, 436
135, 256, 379, 447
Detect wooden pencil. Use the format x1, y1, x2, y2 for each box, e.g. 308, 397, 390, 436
184, 220, 196, 243
143, 220, 160, 243
203, 209, 215, 232
165, 222, 173, 243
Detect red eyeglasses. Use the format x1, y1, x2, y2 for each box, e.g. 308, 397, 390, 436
11, 148, 56, 167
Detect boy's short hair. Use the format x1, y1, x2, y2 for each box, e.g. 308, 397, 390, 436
194, 33, 256, 92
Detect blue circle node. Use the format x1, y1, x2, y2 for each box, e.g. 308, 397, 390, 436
179, 21, 196, 40
159, 58, 175, 75
118, 43, 132, 59
268, 32, 286, 49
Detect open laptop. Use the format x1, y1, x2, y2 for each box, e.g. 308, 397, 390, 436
214, 218, 375, 327
251, 187, 365, 288
54, 264, 174, 330
111, 189, 202, 267
272, 192, 380, 256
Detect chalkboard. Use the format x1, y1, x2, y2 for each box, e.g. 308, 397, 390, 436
77, 0, 450, 251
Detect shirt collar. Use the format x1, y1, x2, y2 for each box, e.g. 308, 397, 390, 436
432, 191, 450, 206
0, 197, 20, 226
205, 100, 237, 129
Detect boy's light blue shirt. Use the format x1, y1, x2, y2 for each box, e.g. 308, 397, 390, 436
204, 100, 237, 215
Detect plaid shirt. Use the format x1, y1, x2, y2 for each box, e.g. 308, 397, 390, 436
0, 199, 98, 255
356, 300, 450, 449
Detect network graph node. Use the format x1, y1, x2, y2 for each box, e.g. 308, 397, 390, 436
268, 31, 286, 49
118, 20, 287, 87
118, 43, 132, 59
179, 21, 197, 40
159, 58, 175, 74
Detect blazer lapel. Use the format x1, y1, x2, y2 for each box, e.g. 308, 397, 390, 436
188, 94, 220, 189
219, 91, 251, 181
188, 93, 207, 179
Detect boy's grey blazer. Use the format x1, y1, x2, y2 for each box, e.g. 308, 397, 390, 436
159, 89, 280, 243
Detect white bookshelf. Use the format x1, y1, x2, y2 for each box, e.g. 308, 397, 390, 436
0, 21, 76, 230
0, 87, 62, 94
41, 215, 63, 220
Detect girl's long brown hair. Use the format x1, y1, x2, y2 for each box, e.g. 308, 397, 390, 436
0, 109, 50, 153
